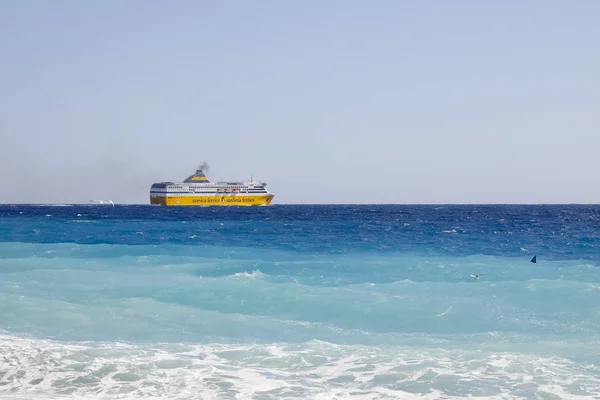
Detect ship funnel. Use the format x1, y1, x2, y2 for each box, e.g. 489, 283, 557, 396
184, 168, 210, 183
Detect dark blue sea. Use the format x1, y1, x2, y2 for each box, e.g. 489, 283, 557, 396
1, 204, 599, 399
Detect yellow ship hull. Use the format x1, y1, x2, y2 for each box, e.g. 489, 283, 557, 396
150, 194, 274, 206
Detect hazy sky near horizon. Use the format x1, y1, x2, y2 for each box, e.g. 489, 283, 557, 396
1, 1, 599, 204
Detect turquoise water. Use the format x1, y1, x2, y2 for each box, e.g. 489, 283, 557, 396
1, 204, 599, 399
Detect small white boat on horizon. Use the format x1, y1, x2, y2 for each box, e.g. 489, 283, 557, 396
89, 200, 115, 206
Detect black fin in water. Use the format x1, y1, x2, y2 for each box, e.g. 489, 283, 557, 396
530, 255, 537, 263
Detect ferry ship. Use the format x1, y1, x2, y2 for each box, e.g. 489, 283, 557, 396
149, 167, 274, 206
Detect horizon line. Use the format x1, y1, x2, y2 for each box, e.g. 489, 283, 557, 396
1, 202, 599, 206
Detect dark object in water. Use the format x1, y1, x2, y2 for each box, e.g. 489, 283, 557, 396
530, 255, 537, 263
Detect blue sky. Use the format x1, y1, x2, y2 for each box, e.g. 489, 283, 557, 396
1, 0, 598, 204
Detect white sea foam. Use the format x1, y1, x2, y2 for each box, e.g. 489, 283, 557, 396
233, 269, 264, 278
1, 334, 599, 399
433, 306, 452, 317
